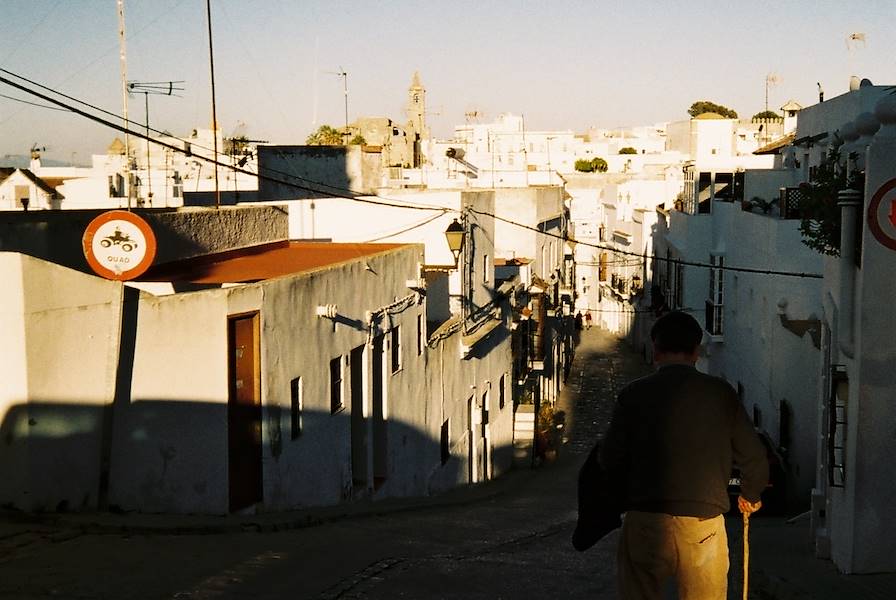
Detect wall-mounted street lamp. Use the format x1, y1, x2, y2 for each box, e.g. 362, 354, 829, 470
444, 218, 465, 266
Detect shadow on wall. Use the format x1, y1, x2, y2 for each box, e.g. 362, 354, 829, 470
256, 145, 380, 201
0, 398, 515, 516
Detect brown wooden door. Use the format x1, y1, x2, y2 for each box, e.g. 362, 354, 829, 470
228, 313, 262, 512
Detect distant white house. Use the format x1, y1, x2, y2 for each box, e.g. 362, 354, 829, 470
3, 129, 261, 211
0, 167, 60, 210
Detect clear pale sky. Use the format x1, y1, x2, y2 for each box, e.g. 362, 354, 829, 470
1, 0, 894, 164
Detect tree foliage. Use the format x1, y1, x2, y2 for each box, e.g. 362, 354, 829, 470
751, 110, 781, 121
306, 125, 344, 145
688, 101, 738, 119
618, 146, 638, 155
797, 145, 863, 256
349, 134, 367, 145
574, 157, 609, 173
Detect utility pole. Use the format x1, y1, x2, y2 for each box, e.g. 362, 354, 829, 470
116, 0, 132, 209
205, 0, 220, 208
127, 80, 184, 207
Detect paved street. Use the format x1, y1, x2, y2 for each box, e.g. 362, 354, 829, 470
0, 327, 648, 600
6, 326, 896, 600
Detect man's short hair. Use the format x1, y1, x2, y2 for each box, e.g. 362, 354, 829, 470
650, 311, 703, 354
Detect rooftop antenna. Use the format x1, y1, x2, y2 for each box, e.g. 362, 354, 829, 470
127, 80, 184, 206
116, 0, 132, 209
846, 32, 866, 83
765, 73, 780, 114
205, 0, 221, 208
325, 67, 349, 142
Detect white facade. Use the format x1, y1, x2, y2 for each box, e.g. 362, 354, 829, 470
0, 238, 515, 514
9, 128, 260, 211
809, 85, 896, 574
0, 168, 59, 210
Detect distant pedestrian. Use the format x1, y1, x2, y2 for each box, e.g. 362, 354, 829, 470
600, 311, 768, 600
575, 311, 584, 331
584, 311, 592, 330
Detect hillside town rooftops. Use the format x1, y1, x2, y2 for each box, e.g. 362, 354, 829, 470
140, 240, 408, 284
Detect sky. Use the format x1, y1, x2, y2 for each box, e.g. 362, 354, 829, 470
1, 0, 894, 164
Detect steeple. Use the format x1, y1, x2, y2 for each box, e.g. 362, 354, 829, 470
406, 71, 427, 139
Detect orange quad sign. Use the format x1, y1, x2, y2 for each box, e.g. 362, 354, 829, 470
82, 210, 157, 280
868, 178, 896, 252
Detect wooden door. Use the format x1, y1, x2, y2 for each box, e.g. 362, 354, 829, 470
228, 313, 262, 512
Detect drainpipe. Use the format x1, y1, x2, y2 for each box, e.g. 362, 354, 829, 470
837, 189, 861, 358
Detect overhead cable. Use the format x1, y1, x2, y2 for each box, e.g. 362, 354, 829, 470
468, 208, 823, 279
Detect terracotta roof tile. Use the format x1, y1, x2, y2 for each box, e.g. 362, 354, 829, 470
140, 241, 408, 284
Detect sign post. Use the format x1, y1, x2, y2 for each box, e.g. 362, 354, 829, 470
82, 210, 157, 280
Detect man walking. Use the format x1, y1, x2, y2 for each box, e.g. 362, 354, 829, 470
600, 311, 768, 600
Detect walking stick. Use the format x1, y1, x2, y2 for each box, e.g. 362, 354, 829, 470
742, 512, 750, 600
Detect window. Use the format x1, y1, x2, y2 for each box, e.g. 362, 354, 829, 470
290, 377, 303, 439
330, 357, 343, 413
706, 254, 724, 335
697, 172, 712, 214
390, 327, 401, 373
416, 314, 424, 355
829, 366, 848, 487
499, 374, 506, 410
673, 260, 684, 309
714, 173, 734, 200
440, 419, 450, 465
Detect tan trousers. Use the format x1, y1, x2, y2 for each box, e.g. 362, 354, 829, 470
618, 511, 728, 600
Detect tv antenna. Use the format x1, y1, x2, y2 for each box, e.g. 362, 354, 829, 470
127, 80, 184, 205
765, 73, 780, 114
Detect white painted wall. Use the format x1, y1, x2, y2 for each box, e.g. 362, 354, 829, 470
820, 100, 896, 573
0, 254, 122, 511
108, 287, 233, 514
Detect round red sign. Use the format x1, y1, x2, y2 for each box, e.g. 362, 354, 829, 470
867, 178, 896, 252
82, 210, 157, 280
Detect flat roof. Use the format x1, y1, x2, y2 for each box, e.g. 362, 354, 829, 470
140, 241, 407, 284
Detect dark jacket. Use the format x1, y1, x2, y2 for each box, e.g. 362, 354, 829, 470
572, 443, 622, 551
600, 363, 769, 518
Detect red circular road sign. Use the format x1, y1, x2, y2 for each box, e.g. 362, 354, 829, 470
82, 210, 157, 280
868, 178, 896, 252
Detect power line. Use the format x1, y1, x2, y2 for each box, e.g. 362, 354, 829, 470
0, 71, 449, 214
0, 67, 450, 209
0, 92, 70, 112
469, 208, 823, 279
0, 69, 828, 281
